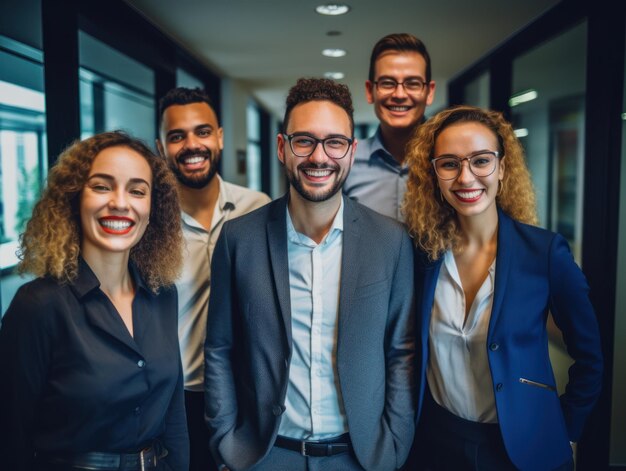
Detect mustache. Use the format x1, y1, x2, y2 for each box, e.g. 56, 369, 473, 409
176, 148, 212, 163
297, 162, 338, 171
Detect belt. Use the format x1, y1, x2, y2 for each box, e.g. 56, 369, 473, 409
35, 442, 167, 470
275, 434, 352, 457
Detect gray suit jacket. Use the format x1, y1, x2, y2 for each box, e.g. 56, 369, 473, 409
204, 194, 416, 471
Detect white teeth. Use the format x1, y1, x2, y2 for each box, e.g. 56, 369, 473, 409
389, 106, 409, 111
183, 156, 205, 164
455, 190, 482, 199
303, 169, 332, 177
100, 219, 132, 230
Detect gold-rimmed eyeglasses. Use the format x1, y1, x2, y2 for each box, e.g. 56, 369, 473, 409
431, 151, 501, 180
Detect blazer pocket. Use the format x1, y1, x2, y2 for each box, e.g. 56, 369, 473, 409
519, 377, 556, 392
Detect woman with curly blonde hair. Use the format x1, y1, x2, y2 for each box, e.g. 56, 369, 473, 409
0, 131, 189, 470
404, 106, 602, 470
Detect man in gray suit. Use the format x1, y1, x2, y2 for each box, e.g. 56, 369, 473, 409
204, 78, 415, 471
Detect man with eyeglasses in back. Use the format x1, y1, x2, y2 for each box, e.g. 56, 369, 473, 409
344, 33, 436, 221
204, 78, 416, 471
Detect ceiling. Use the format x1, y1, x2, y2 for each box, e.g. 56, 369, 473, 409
124, 0, 560, 124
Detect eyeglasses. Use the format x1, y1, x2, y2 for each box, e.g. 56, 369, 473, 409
373, 78, 429, 94
431, 151, 501, 180
283, 133, 353, 160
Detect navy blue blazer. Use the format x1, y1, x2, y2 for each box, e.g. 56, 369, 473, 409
204, 195, 416, 471
415, 209, 602, 471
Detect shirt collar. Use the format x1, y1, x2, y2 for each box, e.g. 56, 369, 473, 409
286, 197, 344, 246
71, 256, 152, 299
180, 174, 235, 231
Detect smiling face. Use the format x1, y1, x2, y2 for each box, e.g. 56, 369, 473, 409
434, 121, 504, 222
278, 100, 355, 204
157, 102, 223, 189
365, 50, 435, 133
80, 146, 152, 259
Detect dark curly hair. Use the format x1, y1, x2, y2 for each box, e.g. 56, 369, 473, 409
18, 131, 183, 292
158, 87, 215, 127
368, 33, 432, 82
282, 78, 354, 134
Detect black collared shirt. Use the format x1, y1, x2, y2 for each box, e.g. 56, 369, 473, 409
0, 258, 189, 470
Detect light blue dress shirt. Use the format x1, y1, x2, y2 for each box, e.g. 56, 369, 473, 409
278, 200, 349, 440
343, 127, 408, 221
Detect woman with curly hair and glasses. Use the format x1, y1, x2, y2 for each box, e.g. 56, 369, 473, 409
403, 105, 602, 471
0, 131, 188, 470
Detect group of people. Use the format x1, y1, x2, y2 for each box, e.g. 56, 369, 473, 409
0, 33, 602, 471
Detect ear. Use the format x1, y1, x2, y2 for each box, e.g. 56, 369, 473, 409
348, 138, 357, 169
277, 133, 286, 165
425, 80, 436, 106
217, 127, 224, 151
155, 139, 165, 157
498, 155, 505, 180
365, 80, 375, 104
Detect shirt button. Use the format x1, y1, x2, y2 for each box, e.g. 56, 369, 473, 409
137, 360, 145, 368
316, 369, 323, 377
489, 343, 499, 351
496, 383, 503, 392
134, 406, 141, 415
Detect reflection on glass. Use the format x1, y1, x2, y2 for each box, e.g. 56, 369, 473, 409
511, 21, 587, 263
463, 72, 490, 108
0, 36, 47, 315
78, 32, 155, 143
246, 101, 261, 190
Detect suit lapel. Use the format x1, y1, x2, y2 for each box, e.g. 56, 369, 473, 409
267, 195, 293, 347
338, 197, 361, 339
489, 208, 513, 333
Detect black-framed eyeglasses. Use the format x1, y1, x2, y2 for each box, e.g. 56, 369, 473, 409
283, 133, 353, 160
373, 78, 429, 94
431, 151, 501, 180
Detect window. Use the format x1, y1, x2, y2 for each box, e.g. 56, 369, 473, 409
246, 101, 262, 190
511, 22, 587, 263
0, 36, 46, 314
79, 31, 155, 143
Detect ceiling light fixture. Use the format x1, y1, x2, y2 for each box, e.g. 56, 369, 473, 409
324, 72, 345, 80
315, 4, 351, 15
322, 48, 347, 58
509, 89, 538, 107
622, 112, 626, 120
514, 128, 529, 138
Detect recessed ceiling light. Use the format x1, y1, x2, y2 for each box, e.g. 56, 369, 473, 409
327, 30, 342, 36
324, 72, 345, 80
316, 4, 351, 16
322, 48, 347, 58
509, 89, 538, 107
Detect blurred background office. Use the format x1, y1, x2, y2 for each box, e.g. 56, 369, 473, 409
0, 0, 624, 468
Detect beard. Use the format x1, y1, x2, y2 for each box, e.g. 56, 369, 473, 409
286, 161, 347, 202
169, 148, 219, 189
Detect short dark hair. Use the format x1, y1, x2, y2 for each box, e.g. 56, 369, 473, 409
158, 87, 214, 126
282, 78, 354, 135
368, 33, 432, 82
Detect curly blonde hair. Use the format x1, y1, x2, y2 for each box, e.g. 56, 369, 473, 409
403, 105, 538, 260
18, 131, 183, 292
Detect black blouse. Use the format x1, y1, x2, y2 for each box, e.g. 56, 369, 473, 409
0, 258, 189, 470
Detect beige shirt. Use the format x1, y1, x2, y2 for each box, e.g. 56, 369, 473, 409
176, 176, 271, 391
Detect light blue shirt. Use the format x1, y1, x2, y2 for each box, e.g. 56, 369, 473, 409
343, 127, 408, 221
278, 200, 349, 439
